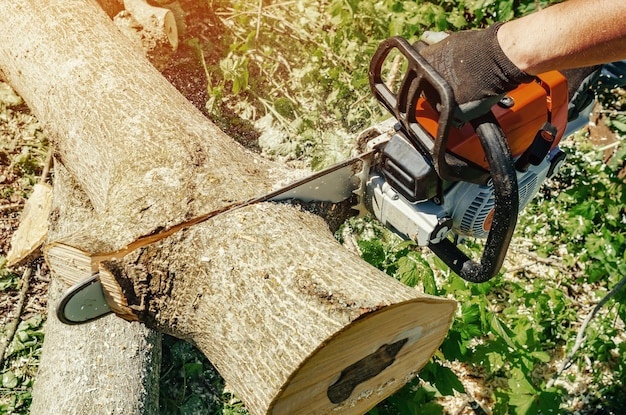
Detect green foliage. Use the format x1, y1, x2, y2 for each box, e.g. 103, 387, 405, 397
159, 335, 252, 414
159, 335, 229, 414
524, 137, 626, 286
517, 133, 626, 409
0, 258, 19, 292
0, 314, 44, 415
369, 377, 443, 415
195, 0, 563, 169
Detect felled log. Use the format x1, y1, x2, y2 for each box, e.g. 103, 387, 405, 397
0, 0, 456, 413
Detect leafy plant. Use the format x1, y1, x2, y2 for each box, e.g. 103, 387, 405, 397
0, 258, 19, 292
0, 314, 44, 415
159, 335, 225, 414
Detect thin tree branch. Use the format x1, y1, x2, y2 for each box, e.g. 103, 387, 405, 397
548, 274, 626, 387
0, 267, 32, 366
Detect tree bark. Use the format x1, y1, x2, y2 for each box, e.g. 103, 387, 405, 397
0, 0, 456, 414
102, 203, 456, 414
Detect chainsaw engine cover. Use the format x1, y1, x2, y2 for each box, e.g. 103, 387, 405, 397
413, 71, 569, 170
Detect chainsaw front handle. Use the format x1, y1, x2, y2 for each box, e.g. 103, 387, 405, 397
369, 36, 454, 168
369, 36, 490, 184
370, 37, 519, 283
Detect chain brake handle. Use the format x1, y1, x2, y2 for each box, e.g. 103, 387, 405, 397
369, 37, 519, 283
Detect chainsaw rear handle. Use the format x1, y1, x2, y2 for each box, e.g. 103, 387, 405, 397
369, 37, 519, 283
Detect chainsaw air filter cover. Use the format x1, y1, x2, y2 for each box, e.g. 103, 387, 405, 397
380, 133, 438, 203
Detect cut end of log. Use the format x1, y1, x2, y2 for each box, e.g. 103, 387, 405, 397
44, 242, 137, 320
116, 0, 179, 69
44, 242, 95, 285
269, 298, 456, 415
162, 9, 178, 49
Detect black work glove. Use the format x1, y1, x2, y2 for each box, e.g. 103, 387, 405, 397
561, 66, 602, 121
419, 22, 535, 121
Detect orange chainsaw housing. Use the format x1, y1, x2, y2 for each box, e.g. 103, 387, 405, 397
415, 71, 569, 170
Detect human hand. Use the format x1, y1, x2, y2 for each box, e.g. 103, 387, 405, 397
419, 23, 535, 121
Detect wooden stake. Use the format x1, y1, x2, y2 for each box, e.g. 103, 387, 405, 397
7, 148, 53, 267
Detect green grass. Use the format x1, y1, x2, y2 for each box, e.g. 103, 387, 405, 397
0, 312, 44, 414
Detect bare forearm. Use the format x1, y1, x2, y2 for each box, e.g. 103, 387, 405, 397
498, 0, 626, 75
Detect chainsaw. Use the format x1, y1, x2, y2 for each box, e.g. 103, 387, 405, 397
58, 35, 575, 324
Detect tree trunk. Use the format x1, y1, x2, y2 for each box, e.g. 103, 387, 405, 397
32, 281, 161, 415
0, 0, 456, 414
28, 162, 162, 415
